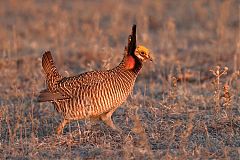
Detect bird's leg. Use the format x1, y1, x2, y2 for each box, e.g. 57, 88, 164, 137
56, 119, 69, 135
90, 116, 101, 122
100, 108, 121, 131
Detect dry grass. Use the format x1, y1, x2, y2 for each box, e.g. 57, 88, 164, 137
0, 0, 239, 159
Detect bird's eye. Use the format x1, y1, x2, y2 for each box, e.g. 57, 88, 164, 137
140, 51, 145, 55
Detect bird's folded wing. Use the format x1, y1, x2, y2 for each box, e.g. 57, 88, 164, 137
56, 70, 115, 99
38, 67, 116, 102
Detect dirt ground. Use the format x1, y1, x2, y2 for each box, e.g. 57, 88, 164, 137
0, 0, 239, 159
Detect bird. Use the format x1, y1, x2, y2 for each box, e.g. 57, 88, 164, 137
37, 25, 153, 135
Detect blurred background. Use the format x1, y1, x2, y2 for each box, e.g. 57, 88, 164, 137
0, 0, 239, 159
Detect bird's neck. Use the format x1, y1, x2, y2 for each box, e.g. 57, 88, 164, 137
122, 55, 142, 73
124, 55, 135, 70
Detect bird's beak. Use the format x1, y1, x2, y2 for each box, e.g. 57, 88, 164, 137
148, 55, 153, 61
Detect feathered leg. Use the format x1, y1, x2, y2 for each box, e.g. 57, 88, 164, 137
56, 119, 69, 135
100, 109, 121, 131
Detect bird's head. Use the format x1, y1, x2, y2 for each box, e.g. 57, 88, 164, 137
134, 45, 153, 62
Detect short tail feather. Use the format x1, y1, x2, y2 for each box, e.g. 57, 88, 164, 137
42, 51, 62, 91
38, 51, 64, 102
37, 89, 65, 102
42, 51, 61, 78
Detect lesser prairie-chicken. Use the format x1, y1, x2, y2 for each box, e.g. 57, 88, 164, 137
38, 25, 152, 134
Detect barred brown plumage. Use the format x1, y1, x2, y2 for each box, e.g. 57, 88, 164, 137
38, 25, 153, 134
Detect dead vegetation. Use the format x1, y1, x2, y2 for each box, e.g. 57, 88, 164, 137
0, 0, 239, 159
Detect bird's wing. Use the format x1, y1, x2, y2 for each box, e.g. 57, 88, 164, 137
58, 70, 115, 99
38, 70, 114, 102
59, 70, 110, 86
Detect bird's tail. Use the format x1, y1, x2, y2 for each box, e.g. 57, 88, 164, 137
42, 51, 62, 91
